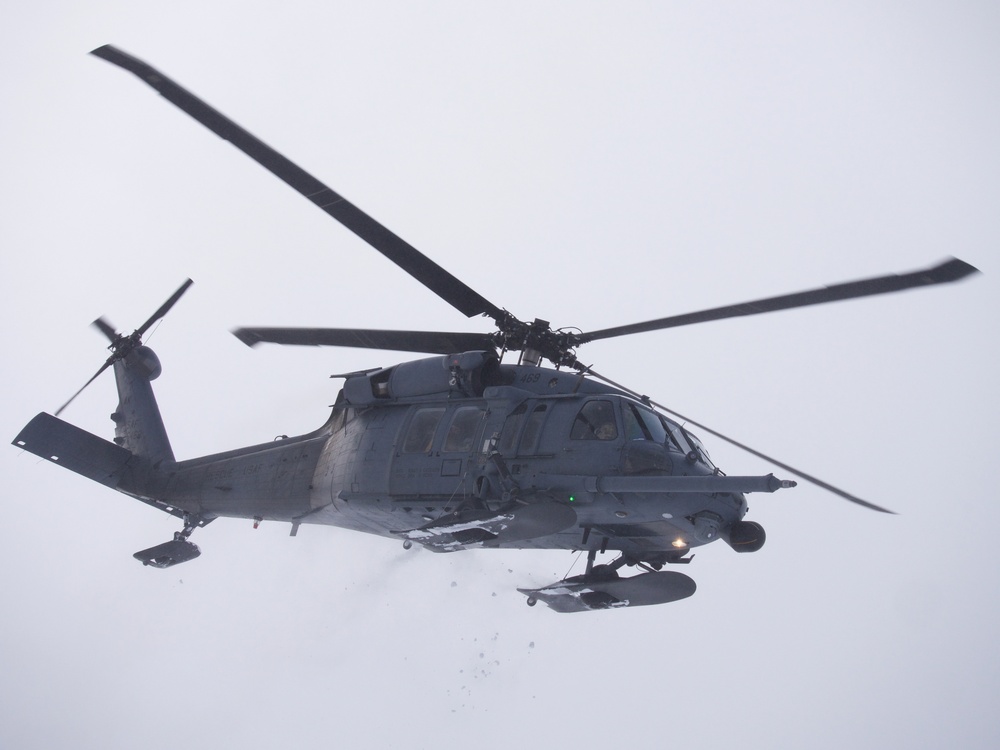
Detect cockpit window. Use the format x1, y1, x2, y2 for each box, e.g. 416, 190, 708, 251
402, 407, 445, 453
570, 400, 618, 441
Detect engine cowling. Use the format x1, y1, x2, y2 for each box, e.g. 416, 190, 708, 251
343, 351, 503, 404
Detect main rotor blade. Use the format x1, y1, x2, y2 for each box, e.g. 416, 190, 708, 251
233, 327, 496, 355
655, 404, 896, 513
580, 257, 979, 343
584, 366, 896, 513
135, 278, 194, 339
91, 45, 503, 322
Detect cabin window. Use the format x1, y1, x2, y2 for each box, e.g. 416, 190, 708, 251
570, 400, 618, 441
498, 404, 527, 455
518, 404, 549, 454
402, 407, 446, 453
443, 407, 485, 452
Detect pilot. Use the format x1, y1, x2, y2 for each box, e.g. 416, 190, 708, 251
596, 422, 617, 440
572, 400, 619, 441
589, 401, 618, 440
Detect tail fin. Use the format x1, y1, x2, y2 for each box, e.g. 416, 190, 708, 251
12, 344, 175, 480
49, 279, 192, 465
111, 345, 174, 465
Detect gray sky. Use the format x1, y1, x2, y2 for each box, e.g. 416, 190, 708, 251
2, 2, 998, 748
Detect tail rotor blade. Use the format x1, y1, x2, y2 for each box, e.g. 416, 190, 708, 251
135, 278, 193, 339
55, 279, 192, 417
55, 360, 114, 416
91, 317, 119, 342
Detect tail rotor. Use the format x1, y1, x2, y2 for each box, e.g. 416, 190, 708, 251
55, 279, 193, 416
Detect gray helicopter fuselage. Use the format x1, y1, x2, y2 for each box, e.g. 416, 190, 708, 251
132, 352, 746, 559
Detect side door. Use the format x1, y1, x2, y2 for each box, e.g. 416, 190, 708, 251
561, 398, 625, 476
495, 400, 553, 474
389, 403, 488, 500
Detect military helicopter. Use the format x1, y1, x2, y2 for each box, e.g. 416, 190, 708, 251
12, 46, 979, 612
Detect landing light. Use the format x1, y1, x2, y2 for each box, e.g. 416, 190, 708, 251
672, 538, 687, 549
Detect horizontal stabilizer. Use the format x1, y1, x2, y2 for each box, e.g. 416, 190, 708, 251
13, 413, 132, 488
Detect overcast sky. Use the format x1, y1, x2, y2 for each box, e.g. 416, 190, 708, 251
2, 2, 998, 749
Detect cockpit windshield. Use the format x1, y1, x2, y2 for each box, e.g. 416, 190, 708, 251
684, 430, 716, 469
647, 407, 717, 469
624, 402, 668, 443
571, 398, 718, 469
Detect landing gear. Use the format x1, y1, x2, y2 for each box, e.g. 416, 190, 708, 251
133, 513, 211, 568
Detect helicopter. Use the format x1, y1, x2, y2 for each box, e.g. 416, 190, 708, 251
12, 45, 979, 613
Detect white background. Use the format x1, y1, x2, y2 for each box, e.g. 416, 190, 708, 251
2, 3, 998, 748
